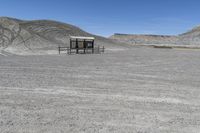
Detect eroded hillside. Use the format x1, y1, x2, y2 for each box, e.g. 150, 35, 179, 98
0, 17, 120, 55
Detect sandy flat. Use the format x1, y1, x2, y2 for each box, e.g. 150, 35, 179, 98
0, 47, 200, 133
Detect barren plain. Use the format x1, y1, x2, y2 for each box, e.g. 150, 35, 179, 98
0, 47, 200, 133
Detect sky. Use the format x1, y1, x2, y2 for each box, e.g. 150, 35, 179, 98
0, 0, 200, 37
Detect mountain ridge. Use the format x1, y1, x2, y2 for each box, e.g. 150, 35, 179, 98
1, 17, 200, 55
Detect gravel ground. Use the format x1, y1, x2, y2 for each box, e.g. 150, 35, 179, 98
0, 47, 200, 133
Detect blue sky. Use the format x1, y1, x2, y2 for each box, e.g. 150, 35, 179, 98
0, 0, 200, 37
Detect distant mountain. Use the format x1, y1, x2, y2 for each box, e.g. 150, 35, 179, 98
0, 17, 121, 55
110, 33, 178, 45
110, 25, 200, 46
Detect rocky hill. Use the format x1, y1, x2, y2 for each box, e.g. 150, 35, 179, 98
0, 17, 121, 55
179, 25, 200, 45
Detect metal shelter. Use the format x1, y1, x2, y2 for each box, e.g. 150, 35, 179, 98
69, 36, 95, 54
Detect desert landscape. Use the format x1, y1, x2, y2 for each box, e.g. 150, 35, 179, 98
1, 17, 200, 133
